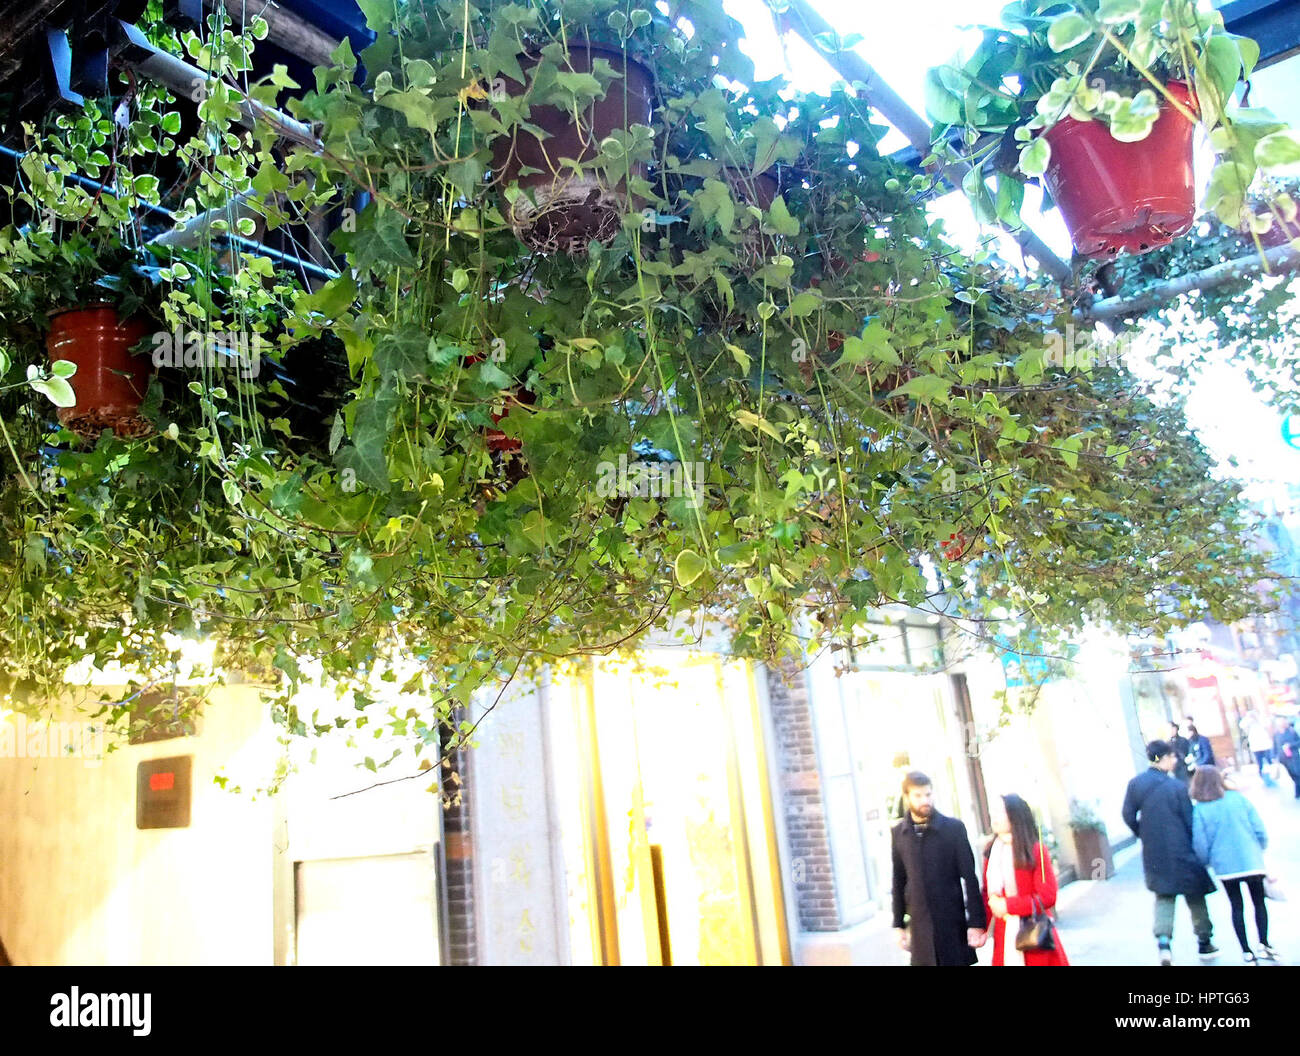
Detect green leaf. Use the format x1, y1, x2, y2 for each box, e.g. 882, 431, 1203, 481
962, 167, 997, 223
29, 375, 76, 408
839, 319, 899, 367
354, 0, 395, 31
1233, 34, 1261, 81
1256, 130, 1300, 173
924, 67, 962, 126
1048, 12, 1093, 52
892, 374, 951, 402
735, 409, 784, 442
268, 64, 300, 90
1097, 0, 1140, 23
673, 549, 707, 587
49, 359, 77, 379
364, 208, 417, 270
995, 175, 1025, 228
1203, 34, 1243, 106
1020, 138, 1051, 178
375, 326, 429, 378
338, 401, 393, 491
222, 478, 242, 506
1107, 90, 1160, 141
787, 290, 822, 318
766, 196, 800, 236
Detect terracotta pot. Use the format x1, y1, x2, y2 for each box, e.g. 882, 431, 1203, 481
464, 352, 532, 453
1041, 81, 1197, 259
492, 45, 654, 253
724, 167, 778, 211
45, 304, 154, 439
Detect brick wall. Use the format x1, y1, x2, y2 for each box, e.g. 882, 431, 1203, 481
765, 661, 840, 932
440, 717, 477, 966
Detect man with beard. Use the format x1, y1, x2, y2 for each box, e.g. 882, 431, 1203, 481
891, 771, 987, 965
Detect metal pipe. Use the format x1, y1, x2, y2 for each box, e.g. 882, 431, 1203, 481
115, 20, 322, 151
780, 0, 1074, 284
0, 143, 338, 280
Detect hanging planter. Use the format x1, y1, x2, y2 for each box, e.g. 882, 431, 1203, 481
46, 303, 154, 439
723, 167, 778, 211
492, 45, 655, 254
1040, 82, 1198, 259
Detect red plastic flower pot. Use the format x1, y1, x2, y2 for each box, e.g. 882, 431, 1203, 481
1041, 81, 1197, 259
46, 304, 154, 439
492, 45, 654, 253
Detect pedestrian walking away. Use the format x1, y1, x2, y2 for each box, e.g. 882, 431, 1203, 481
1274, 718, 1300, 799
981, 793, 1069, 966
1168, 722, 1192, 784
1243, 711, 1276, 784
891, 771, 987, 966
1190, 766, 1277, 964
1122, 740, 1219, 965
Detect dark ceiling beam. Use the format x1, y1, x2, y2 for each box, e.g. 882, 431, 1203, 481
1219, 0, 1300, 68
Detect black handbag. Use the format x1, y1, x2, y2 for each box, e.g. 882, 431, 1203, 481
1014, 895, 1056, 952
1013, 819, 1056, 953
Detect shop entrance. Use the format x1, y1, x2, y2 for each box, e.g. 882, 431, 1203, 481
550, 653, 789, 965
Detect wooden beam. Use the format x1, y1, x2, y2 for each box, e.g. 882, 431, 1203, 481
1075, 241, 1300, 322
779, 0, 1074, 284
204, 0, 342, 69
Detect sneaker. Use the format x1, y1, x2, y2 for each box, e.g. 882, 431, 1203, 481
1158, 941, 1173, 966
1243, 950, 1257, 964
1198, 941, 1220, 961
1259, 945, 1279, 961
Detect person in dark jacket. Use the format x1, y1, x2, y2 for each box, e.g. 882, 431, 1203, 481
1122, 740, 1219, 965
1168, 722, 1192, 783
1274, 718, 1300, 799
891, 771, 987, 966
1186, 724, 1216, 772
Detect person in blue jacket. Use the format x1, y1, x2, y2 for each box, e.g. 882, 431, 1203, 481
1191, 766, 1276, 963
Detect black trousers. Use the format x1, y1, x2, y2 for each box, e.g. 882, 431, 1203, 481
1221, 875, 1269, 952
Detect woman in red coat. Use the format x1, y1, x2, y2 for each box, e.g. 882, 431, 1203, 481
981, 793, 1070, 966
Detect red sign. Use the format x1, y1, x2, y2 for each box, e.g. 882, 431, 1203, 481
148, 771, 175, 792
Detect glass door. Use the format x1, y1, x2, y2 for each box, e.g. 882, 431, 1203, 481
550, 652, 788, 965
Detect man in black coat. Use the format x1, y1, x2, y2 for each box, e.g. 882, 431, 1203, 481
891, 771, 986, 966
1122, 740, 1218, 965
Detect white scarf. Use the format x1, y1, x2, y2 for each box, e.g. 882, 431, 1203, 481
987, 837, 1026, 967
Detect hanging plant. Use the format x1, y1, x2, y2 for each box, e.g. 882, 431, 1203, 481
926, 0, 1300, 258
0, 0, 1279, 772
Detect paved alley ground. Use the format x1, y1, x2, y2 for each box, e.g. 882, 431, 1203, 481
1060, 766, 1300, 968
862, 765, 1300, 967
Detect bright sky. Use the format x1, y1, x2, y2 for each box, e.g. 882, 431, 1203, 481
723, 0, 1300, 517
